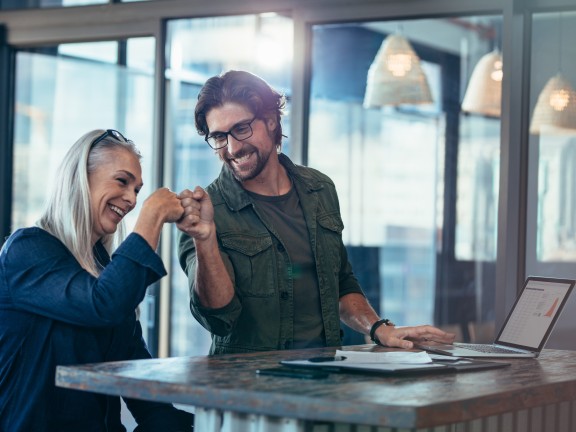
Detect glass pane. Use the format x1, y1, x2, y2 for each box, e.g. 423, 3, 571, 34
0, 0, 160, 7
0, 0, 107, 8
12, 37, 157, 347
456, 116, 499, 261
58, 42, 118, 63
526, 11, 576, 350
166, 13, 293, 356
528, 11, 576, 263
309, 17, 501, 344
53, 0, 107, 4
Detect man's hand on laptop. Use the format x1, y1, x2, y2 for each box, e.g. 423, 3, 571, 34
375, 325, 456, 349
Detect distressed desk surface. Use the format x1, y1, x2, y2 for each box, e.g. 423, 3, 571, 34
56, 345, 576, 429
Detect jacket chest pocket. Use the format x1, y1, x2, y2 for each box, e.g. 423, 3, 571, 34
221, 233, 276, 297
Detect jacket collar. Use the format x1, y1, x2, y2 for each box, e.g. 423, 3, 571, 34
217, 153, 323, 211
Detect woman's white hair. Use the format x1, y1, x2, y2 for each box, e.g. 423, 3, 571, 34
37, 129, 141, 276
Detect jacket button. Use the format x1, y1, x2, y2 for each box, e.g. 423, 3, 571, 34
280, 292, 289, 300
277, 243, 285, 252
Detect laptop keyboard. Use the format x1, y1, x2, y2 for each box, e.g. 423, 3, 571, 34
457, 343, 521, 354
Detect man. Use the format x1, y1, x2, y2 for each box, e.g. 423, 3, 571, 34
177, 70, 454, 355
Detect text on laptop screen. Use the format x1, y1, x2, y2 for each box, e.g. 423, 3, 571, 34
498, 279, 572, 348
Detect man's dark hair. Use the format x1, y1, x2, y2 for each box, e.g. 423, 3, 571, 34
195, 70, 286, 146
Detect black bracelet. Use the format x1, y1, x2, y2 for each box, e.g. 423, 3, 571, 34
369, 318, 395, 345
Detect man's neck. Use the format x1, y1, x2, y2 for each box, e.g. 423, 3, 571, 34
242, 156, 291, 196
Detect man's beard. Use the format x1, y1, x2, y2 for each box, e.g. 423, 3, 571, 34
222, 143, 274, 182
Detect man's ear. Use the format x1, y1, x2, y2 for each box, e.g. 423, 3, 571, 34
264, 114, 277, 131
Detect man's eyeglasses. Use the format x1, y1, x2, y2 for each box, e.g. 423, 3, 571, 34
205, 117, 256, 150
91, 129, 132, 148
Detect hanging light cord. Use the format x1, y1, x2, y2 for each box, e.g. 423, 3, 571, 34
558, 12, 563, 74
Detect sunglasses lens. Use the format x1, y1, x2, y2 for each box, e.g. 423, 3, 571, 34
91, 129, 130, 148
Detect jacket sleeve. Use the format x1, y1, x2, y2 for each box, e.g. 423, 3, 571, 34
177, 230, 242, 336
337, 239, 365, 298
2, 229, 166, 327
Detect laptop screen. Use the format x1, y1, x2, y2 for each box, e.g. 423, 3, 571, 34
496, 277, 575, 350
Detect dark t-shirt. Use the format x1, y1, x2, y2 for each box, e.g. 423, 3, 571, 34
248, 186, 325, 348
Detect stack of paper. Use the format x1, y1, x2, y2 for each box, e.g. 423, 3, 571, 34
335, 350, 433, 364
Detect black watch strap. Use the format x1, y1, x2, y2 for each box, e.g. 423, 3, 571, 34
369, 318, 395, 345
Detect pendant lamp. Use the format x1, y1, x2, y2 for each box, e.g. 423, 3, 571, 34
529, 73, 576, 134
363, 33, 433, 108
530, 13, 576, 135
461, 49, 503, 117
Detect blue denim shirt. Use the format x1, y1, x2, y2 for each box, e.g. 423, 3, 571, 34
0, 228, 192, 432
178, 154, 364, 355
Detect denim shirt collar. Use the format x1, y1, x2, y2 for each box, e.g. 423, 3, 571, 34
217, 153, 323, 211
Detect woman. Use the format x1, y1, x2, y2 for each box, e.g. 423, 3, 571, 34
0, 129, 193, 431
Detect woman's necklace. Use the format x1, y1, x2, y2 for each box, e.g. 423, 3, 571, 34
93, 244, 108, 269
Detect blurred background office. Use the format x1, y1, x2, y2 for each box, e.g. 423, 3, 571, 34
1, 0, 576, 359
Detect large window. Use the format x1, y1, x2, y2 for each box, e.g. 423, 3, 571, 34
12, 37, 157, 345
528, 11, 576, 263
165, 13, 293, 356
4, 0, 576, 360
309, 17, 501, 343
526, 11, 576, 349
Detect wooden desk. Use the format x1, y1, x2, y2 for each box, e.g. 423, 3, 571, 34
56, 345, 576, 432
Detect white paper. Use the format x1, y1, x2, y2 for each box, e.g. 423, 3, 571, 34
335, 350, 433, 364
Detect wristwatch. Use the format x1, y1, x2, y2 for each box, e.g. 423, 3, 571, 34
370, 318, 395, 345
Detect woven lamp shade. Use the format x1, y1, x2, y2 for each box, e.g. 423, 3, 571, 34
530, 73, 576, 135
461, 50, 503, 117
363, 34, 433, 108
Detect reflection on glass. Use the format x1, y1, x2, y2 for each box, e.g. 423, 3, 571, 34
0, 0, 147, 9
58, 42, 118, 63
166, 13, 293, 357
309, 17, 501, 344
43, 0, 106, 7
13, 37, 156, 346
535, 134, 576, 261
456, 115, 499, 262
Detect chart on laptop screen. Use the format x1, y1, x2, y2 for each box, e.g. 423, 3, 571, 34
498, 280, 571, 348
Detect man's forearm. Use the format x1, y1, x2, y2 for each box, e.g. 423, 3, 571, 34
194, 232, 235, 309
339, 292, 380, 335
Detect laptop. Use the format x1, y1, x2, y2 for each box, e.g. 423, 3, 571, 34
415, 276, 575, 358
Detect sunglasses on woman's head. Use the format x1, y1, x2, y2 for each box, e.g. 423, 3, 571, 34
91, 129, 132, 147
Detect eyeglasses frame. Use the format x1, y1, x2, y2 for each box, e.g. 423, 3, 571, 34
205, 117, 257, 150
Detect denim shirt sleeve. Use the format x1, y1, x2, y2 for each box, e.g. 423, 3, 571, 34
1, 228, 166, 327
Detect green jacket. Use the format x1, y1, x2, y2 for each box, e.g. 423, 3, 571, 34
178, 153, 364, 354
